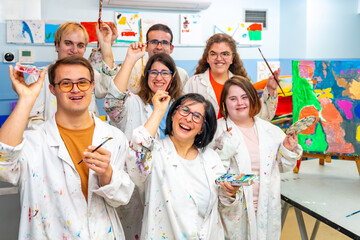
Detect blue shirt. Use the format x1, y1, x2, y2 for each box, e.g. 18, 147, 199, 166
150, 104, 170, 139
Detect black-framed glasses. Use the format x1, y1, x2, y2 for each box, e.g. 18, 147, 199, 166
147, 39, 172, 47
208, 51, 233, 59
53, 79, 93, 92
176, 105, 206, 124
147, 70, 173, 79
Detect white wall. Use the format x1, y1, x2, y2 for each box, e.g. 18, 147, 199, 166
0, 0, 281, 62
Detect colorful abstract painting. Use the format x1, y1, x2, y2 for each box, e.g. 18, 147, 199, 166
45, 22, 61, 43
7, 20, 45, 44
238, 22, 262, 45
81, 22, 112, 43
214, 24, 240, 43
292, 60, 360, 156
115, 12, 140, 43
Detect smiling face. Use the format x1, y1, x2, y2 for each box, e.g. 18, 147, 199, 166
147, 61, 173, 93
55, 30, 87, 60
146, 30, 174, 57
225, 85, 253, 125
171, 100, 205, 144
206, 42, 233, 76
49, 64, 94, 116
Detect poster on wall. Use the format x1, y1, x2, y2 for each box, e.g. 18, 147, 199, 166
292, 60, 360, 156
180, 14, 202, 45
45, 22, 61, 43
115, 12, 140, 43
214, 24, 240, 43
7, 20, 45, 44
238, 22, 262, 45
257, 61, 280, 82
81, 22, 112, 43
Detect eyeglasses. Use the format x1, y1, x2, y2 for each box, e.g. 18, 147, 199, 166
176, 105, 206, 124
53, 79, 93, 92
208, 51, 233, 60
148, 70, 173, 79
147, 39, 172, 47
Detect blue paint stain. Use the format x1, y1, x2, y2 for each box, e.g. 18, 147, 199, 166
355, 104, 360, 119
77, 232, 81, 237
22, 21, 34, 43
108, 226, 112, 233
242, 34, 247, 38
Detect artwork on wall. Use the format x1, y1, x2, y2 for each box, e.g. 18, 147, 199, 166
45, 22, 61, 43
180, 14, 202, 45
238, 22, 262, 45
81, 22, 112, 43
214, 24, 240, 43
115, 12, 140, 43
292, 60, 360, 156
214, 22, 262, 45
257, 61, 280, 82
7, 20, 45, 44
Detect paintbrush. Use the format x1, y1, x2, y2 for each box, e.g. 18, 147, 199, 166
78, 137, 113, 164
222, 102, 229, 131
97, 0, 103, 49
140, 19, 144, 76
258, 48, 285, 96
160, 71, 176, 101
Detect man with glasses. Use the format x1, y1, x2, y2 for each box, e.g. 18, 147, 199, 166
0, 56, 134, 239
127, 23, 189, 93
25, 21, 118, 129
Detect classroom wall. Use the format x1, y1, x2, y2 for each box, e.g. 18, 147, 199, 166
0, 0, 281, 117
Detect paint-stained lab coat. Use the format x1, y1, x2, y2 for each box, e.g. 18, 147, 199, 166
184, 69, 278, 121
126, 126, 239, 240
0, 115, 134, 240
212, 117, 302, 240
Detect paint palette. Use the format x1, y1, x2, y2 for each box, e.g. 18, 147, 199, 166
215, 173, 259, 186
15, 64, 45, 75
286, 116, 317, 135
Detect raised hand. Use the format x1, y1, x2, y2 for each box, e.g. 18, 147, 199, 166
83, 145, 113, 186
126, 42, 146, 62
151, 90, 171, 113
96, 20, 113, 46
283, 132, 298, 151
9, 65, 45, 101
108, 22, 119, 45
266, 67, 281, 96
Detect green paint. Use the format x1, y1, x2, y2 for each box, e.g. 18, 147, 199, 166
248, 31, 261, 41
292, 61, 327, 152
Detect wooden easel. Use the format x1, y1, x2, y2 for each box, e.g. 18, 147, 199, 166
294, 152, 360, 175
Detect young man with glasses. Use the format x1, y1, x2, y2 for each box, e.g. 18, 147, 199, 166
126, 23, 189, 93
0, 56, 134, 239
25, 21, 118, 129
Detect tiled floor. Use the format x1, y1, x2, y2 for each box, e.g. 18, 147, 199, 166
281, 206, 351, 240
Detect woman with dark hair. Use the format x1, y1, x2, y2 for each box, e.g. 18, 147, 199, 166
184, 33, 279, 121
126, 92, 240, 239
104, 42, 182, 140
212, 76, 302, 240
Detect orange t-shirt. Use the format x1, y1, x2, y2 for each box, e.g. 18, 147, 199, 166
57, 122, 95, 201
209, 70, 224, 119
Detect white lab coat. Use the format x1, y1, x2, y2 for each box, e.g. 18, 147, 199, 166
25, 61, 113, 129
183, 69, 278, 121
126, 58, 189, 94
212, 117, 303, 240
126, 126, 238, 240
0, 115, 134, 240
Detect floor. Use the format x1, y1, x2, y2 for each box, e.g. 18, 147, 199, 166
281, 206, 351, 240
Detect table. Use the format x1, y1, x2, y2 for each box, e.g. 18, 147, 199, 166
281, 159, 360, 240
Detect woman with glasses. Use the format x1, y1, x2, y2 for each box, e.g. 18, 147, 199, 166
126, 92, 240, 239
184, 33, 279, 121
212, 76, 302, 239
104, 42, 182, 140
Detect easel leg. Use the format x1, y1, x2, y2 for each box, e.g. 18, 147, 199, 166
281, 201, 290, 230
310, 220, 320, 240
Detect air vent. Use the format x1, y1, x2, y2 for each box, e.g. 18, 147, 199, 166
245, 10, 267, 28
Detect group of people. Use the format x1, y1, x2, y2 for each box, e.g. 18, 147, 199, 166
0, 20, 302, 240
